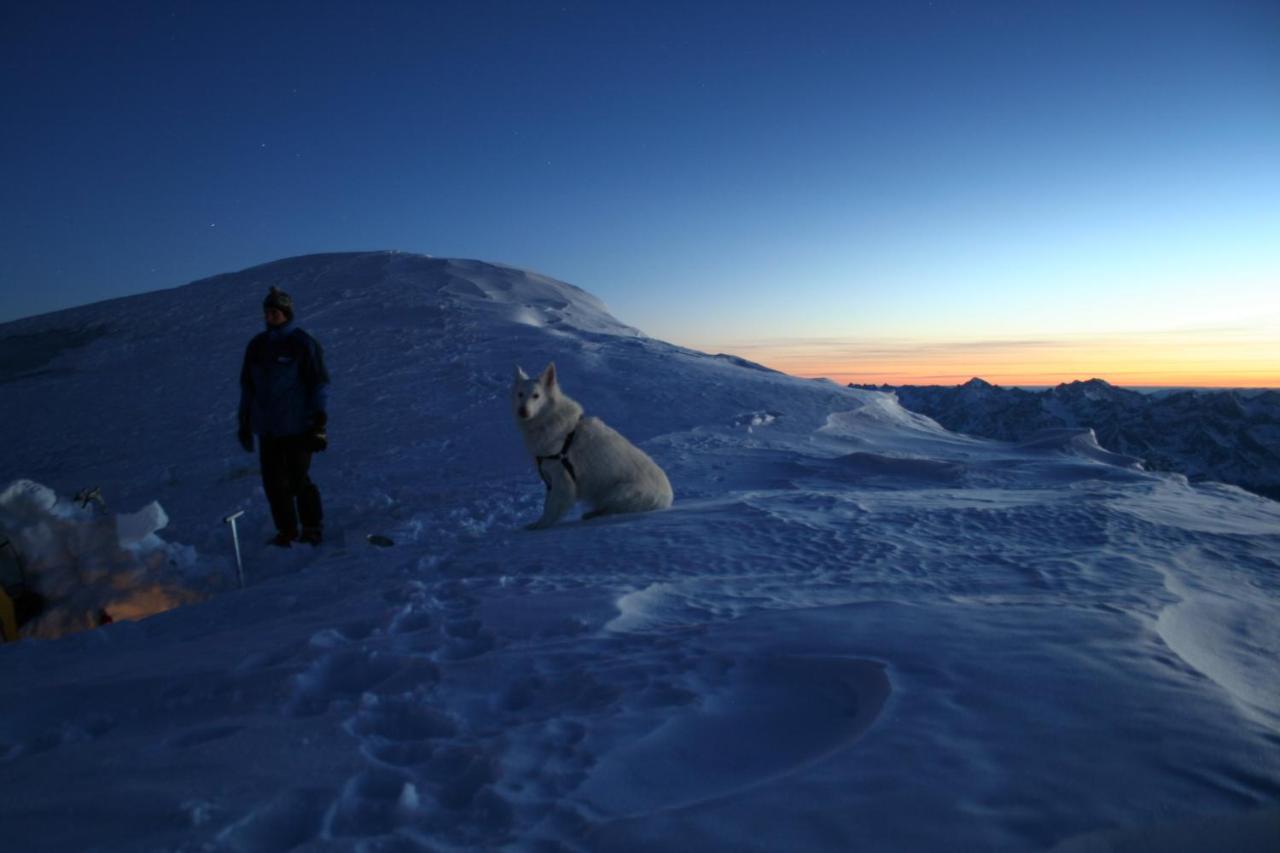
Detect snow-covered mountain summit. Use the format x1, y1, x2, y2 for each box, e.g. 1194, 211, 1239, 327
2, 253, 1279, 851
0, 250, 856, 553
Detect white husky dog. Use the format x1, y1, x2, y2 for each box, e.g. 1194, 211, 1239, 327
512, 363, 673, 529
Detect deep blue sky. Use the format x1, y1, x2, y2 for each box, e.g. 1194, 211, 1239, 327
2, 1, 1277, 382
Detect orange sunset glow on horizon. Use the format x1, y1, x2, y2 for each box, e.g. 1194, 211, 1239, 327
708, 326, 1280, 389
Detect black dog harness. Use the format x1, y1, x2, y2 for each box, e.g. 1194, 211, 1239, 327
536, 425, 580, 490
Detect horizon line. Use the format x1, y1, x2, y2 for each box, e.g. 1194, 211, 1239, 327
800, 374, 1280, 389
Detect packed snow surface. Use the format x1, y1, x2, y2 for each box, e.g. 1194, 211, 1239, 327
1, 252, 1278, 851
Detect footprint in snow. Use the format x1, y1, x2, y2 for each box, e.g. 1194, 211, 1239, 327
326, 767, 422, 838
575, 655, 890, 817
216, 787, 332, 852
285, 648, 402, 717
388, 603, 434, 635
350, 692, 459, 744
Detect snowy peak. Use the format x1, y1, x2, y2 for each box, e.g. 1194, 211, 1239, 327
1051, 377, 1141, 405
221, 251, 643, 338
862, 378, 1280, 500
0, 251, 639, 350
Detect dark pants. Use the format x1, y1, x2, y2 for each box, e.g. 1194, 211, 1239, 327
259, 435, 323, 535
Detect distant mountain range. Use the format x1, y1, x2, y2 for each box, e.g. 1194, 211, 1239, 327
850, 378, 1280, 501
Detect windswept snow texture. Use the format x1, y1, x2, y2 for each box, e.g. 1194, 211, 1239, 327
1, 251, 1278, 851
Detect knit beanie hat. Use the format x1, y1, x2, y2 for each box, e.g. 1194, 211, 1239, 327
263, 286, 294, 321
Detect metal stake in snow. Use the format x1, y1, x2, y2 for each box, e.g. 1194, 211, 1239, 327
223, 510, 246, 588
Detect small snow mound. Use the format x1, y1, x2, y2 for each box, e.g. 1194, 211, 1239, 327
506, 305, 544, 327
607, 583, 676, 633
732, 410, 782, 429
0, 479, 59, 515
116, 501, 169, 549
819, 391, 955, 442
1018, 428, 1144, 469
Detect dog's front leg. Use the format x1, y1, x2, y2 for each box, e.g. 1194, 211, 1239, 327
527, 466, 577, 530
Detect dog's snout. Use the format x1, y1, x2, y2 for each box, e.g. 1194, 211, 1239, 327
518, 406, 529, 419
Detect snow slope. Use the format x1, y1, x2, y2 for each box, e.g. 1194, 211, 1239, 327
1, 251, 1278, 851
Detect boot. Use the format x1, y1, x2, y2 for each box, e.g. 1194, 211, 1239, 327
268, 530, 298, 548
299, 527, 323, 547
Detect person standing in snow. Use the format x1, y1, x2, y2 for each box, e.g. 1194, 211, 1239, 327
238, 286, 330, 547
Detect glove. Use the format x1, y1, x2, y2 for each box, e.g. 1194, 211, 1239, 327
238, 427, 254, 453
305, 412, 327, 453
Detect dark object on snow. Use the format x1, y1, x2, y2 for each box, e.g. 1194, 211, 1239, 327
537, 425, 579, 490
239, 324, 328, 438
262, 286, 294, 322
0, 587, 16, 642
366, 534, 394, 548
259, 436, 323, 542
239, 296, 329, 544
267, 530, 298, 548
300, 527, 322, 546
223, 510, 246, 588
74, 486, 105, 511
304, 411, 327, 453
0, 536, 47, 642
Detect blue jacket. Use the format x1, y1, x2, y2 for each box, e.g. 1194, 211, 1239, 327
239, 323, 329, 438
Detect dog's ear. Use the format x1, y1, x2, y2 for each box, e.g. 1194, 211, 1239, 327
540, 362, 557, 389
514, 365, 529, 384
